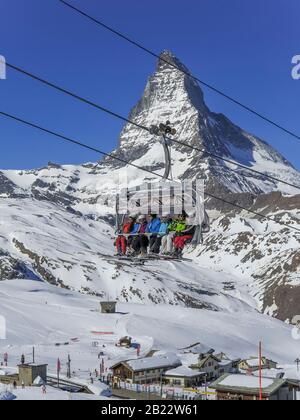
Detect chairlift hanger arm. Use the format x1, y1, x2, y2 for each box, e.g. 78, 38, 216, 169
161, 135, 172, 180
150, 121, 176, 181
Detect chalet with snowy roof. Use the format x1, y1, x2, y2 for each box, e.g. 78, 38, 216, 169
164, 366, 205, 388
216, 353, 240, 376
190, 352, 220, 380
111, 353, 181, 385
188, 351, 240, 380
238, 357, 278, 372
218, 359, 240, 376
211, 373, 298, 401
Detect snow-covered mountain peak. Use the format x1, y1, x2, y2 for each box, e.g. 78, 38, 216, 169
2, 51, 300, 201
119, 50, 207, 157
107, 51, 300, 195
158, 50, 190, 71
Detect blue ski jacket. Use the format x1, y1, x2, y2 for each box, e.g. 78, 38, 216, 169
131, 223, 141, 234
146, 218, 161, 234
158, 222, 169, 236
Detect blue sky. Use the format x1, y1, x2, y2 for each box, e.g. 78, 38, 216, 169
0, 0, 299, 170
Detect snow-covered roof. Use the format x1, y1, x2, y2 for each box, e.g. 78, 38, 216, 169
221, 374, 274, 389
252, 369, 285, 379
243, 357, 276, 368
33, 376, 45, 386
125, 353, 181, 372
218, 360, 234, 367
19, 363, 48, 368
211, 374, 287, 396
245, 358, 261, 367
164, 365, 204, 378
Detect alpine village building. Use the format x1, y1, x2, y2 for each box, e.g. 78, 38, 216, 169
211, 374, 299, 401
111, 354, 181, 385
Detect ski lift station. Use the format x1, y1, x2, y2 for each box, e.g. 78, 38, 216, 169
100, 301, 117, 314
18, 363, 48, 386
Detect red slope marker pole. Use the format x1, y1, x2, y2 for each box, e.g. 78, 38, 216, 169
259, 341, 263, 401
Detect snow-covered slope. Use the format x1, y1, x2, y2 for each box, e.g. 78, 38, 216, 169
0, 197, 257, 312
191, 204, 300, 322
0, 194, 298, 322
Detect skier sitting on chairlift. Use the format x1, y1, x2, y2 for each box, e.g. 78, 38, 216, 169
173, 219, 196, 257
130, 215, 149, 256
160, 214, 187, 255
115, 216, 136, 256
150, 215, 172, 254
146, 214, 161, 254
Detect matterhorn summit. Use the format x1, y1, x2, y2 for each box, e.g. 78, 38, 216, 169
106, 50, 300, 196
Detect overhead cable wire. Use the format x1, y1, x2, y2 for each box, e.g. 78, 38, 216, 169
6, 61, 300, 192
57, 0, 300, 143
1, 110, 299, 234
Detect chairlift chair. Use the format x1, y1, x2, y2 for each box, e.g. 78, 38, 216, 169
114, 121, 210, 257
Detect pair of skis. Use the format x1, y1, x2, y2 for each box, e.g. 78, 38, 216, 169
109, 254, 191, 262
